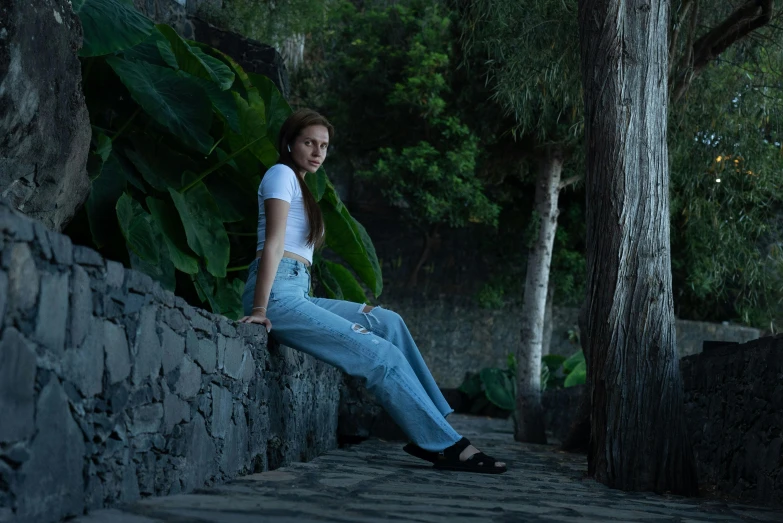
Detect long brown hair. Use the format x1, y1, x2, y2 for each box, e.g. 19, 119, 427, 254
276, 109, 333, 248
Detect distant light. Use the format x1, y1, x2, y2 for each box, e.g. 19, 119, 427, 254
715, 178, 721, 183
716, 156, 723, 162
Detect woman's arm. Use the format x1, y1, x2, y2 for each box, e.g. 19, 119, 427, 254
239, 198, 289, 329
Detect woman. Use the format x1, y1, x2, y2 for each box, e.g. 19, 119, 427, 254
239, 109, 506, 474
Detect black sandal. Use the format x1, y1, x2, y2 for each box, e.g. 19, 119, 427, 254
402, 442, 439, 464
433, 437, 507, 474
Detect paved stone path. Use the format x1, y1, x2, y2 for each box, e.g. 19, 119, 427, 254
76, 415, 783, 522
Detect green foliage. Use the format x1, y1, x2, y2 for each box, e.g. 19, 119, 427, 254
73, 0, 154, 57
197, 0, 333, 46
670, 42, 783, 331
71, 1, 382, 319
300, 0, 499, 233
457, 350, 584, 414
461, 0, 582, 142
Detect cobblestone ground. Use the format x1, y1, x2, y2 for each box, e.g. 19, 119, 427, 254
76, 415, 783, 523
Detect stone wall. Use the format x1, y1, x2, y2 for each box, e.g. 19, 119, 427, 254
382, 299, 761, 388
0, 0, 91, 231
0, 202, 341, 523
681, 335, 783, 506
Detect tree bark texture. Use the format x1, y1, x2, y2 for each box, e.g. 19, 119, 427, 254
541, 283, 556, 357
515, 148, 563, 444
578, 0, 698, 494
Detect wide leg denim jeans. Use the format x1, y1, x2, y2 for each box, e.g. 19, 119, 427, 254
243, 257, 461, 451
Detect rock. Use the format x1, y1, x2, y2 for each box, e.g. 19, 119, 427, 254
160, 323, 185, 374
7, 242, 39, 315
46, 229, 73, 265
223, 337, 245, 379
125, 269, 153, 294
132, 306, 161, 386
34, 270, 69, 355
174, 356, 202, 399
62, 317, 104, 397
104, 321, 131, 384
130, 403, 163, 436
124, 292, 147, 315
33, 221, 52, 259
195, 338, 217, 373
0, 203, 34, 241
190, 311, 213, 333
163, 308, 186, 332
0, 0, 91, 231
210, 384, 232, 439
15, 378, 85, 521
105, 260, 125, 288
183, 414, 216, 492
0, 270, 8, 321
70, 263, 92, 347
0, 328, 36, 443
163, 385, 190, 434
73, 245, 103, 267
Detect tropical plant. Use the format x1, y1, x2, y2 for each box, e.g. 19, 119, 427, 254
457, 349, 585, 415
68, 0, 382, 319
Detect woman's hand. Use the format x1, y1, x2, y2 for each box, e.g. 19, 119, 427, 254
239, 311, 272, 333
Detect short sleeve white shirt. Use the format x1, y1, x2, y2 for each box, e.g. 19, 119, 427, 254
256, 164, 314, 263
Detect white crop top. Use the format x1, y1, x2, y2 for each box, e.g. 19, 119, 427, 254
256, 164, 314, 263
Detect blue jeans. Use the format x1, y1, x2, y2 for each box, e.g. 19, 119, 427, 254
242, 257, 461, 452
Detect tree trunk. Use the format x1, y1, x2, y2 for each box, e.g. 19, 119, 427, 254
541, 282, 556, 357
515, 147, 563, 444
578, 0, 698, 494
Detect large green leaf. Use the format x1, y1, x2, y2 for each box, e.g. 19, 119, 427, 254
106, 57, 214, 154
121, 27, 174, 67
322, 182, 383, 296
314, 257, 343, 300
146, 196, 199, 274
323, 260, 367, 303
116, 193, 158, 263
228, 93, 278, 167
205, 175, 249, 223
306, 168, 328, 201
74, 0, 154, 57
86, 153, 127, 248
457, 372, 483, 400
562, 350, 585, 374
125, 135, 198, 191
248, 73, 291, 143
542, 354, 567, 373
168, 182, 230, 277
191, 270, 243, 319
564, 361, 586, 388
177, 72, 241, 133
157, 25, 234, 90
480, 368, 516, 411
129, 219, 176, 291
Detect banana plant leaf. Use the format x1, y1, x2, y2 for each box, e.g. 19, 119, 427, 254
168, 180, 230, 278
116, 193, 158, 264
106, 57, 214, 154
322, 260, 367, 303
74, 0, 154, 57
146, 196, 199, 274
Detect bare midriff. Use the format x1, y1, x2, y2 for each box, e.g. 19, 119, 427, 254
256, 250, 311, 267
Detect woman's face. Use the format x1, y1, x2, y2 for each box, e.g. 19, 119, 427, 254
290, 125, 330, 175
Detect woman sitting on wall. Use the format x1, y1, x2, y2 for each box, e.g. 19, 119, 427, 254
239, 109, 507, 474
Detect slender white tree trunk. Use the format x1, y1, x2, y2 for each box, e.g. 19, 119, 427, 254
541, 283, 556, 357
515, 147, 563, 443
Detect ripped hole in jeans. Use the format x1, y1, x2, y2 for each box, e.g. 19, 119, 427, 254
351, 323, 371, 335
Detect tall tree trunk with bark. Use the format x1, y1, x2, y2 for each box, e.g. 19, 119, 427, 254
515, 147, 563, 443
541, 282, 556, 357
578, 0, 698, 494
